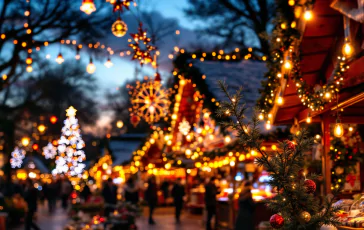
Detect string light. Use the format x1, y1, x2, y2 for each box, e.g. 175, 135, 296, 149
104, 57, 113, 68
26, 65, 33, 73
21, 137, 30, 147
342, 40, 353, 58
303, 10, 313, 21
306, 113, 312, 124
55, 52, 64, 64
276, 96, 284, 105
348, 126, 353, 132
86, 57, 96, 74
25, 54, 32, 65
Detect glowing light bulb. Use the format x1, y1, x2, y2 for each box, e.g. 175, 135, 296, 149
348, 126, 353, 132
75, 54, 80, 60
334, 120, 344, 138
26, 56, 33, 65
342, 41, 353, 57
258, 113, 264, 120
80, 0, 96, 15
21, 137, 30, 147
306, 113, 312, 124
104, 58, 113, 68
284, 60, 292, 70
324, 92, 331, 99
277, 96, 284, 105
26, 65, 33, 73
303, 10, 313, 21
288, 0, 295, 6
55, 53, 64, 64
224, 136, 231, 143
86, 58, 96, 74
265, 121, 271, 130
116, 120, 124, 129
37, 124, 46, 133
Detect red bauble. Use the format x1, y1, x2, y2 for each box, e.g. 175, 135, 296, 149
304, 179, 316, 194
285, 140, 296, 151
130, 114, 140, 127
270, 214, 284, 229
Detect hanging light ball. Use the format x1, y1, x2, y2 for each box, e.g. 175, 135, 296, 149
86, 58, 96, 74
306, 113, 312, 124
80, 0, 96, 15
342, 41, 353, 57
334, 119, 344, 138
56, 53, 64, 64
26, 55, 33, 65
112, 18, 128, 37
21, 137, 30, 147
104, 57, 113, 68
26, 65, 33, 73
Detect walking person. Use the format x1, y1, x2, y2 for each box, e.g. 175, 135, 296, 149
124, 177, 139, 205
205, 177, 218, 230
80, 182, 91, 202
102, 178, 118, 217
24, 178, 40, 230
235, 181, 255, 230
145, 176, 158, 225
171, 178, 185, 224
60, 178, 71, 210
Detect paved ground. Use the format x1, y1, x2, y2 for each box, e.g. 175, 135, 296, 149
13, 202, 204, 230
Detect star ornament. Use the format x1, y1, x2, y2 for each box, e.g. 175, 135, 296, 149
66, 106, 77, 117
113, 0, 134, 12
129, 24, 156, 66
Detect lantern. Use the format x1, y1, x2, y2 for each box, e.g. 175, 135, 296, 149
86, 57, 96, 74
80, 0, 96, 15
111, 17, 128, 37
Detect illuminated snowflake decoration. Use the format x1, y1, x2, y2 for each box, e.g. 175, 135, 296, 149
54, 106, 86, 177
130, 79, 171, 124
10, 147, 26, 168
42, 142, 57, 159
178, 118, 191, 136
129, 24, 156, 66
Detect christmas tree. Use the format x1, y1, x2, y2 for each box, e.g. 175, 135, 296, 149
54, 106, 86, 177
217, 81, 339, 229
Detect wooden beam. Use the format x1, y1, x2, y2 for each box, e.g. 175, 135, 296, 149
330, 92, 364, 111
321, 113, 331, 195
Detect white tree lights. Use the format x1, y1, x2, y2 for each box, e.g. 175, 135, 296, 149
10, 147, 26, 168
42, 142, 57, 159
53, 106, 86, 177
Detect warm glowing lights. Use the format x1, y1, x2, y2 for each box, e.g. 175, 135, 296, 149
288, 0, 295, 6
324, 92, 331, 99
284, 60, 292, 70
258, 113, 264, 120
334, 120, 344, 138
50, 116, 58, 124
276, 96, 284, 105
306, 113, 312, 124
185, 149, 192, 156
224, 136, 231, 144
26, 65, 33, 73
265, 121, 272, 130
111, 18, 128, 38
342, 41, 353, 57
26, 55, 33, 65
104, 58, 113, 68
116, 120, 124, 129
348, 126, 354, 132
37, 124, 46, 133
303, 10, 313, 21
80, 0, 96, 15
55, 53, 64, 64
21, 137, 30, 147
86, 58, 96, 74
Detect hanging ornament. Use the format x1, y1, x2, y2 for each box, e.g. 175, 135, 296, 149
113, 0, 134, 12
80, 0, 96, 15
178, 118, 191, 136
10, 147, 26, 168
298, 211, 311, 223
104, 57, 113, 68
86, 57, 96, 74
111, 17, 128, 38
55, 52, 64, 64
304, 179, 316, 194
334, 119, 344, 138
335, 166, 344, 175
130, 114, 140, 127
129, 78, 171, 124
285, 140, 296, 151
129, 23, 156, 66
270, 214, 284, 229
43, 142, 57, 159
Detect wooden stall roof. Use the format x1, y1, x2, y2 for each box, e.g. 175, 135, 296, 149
273, 0, 364, 125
